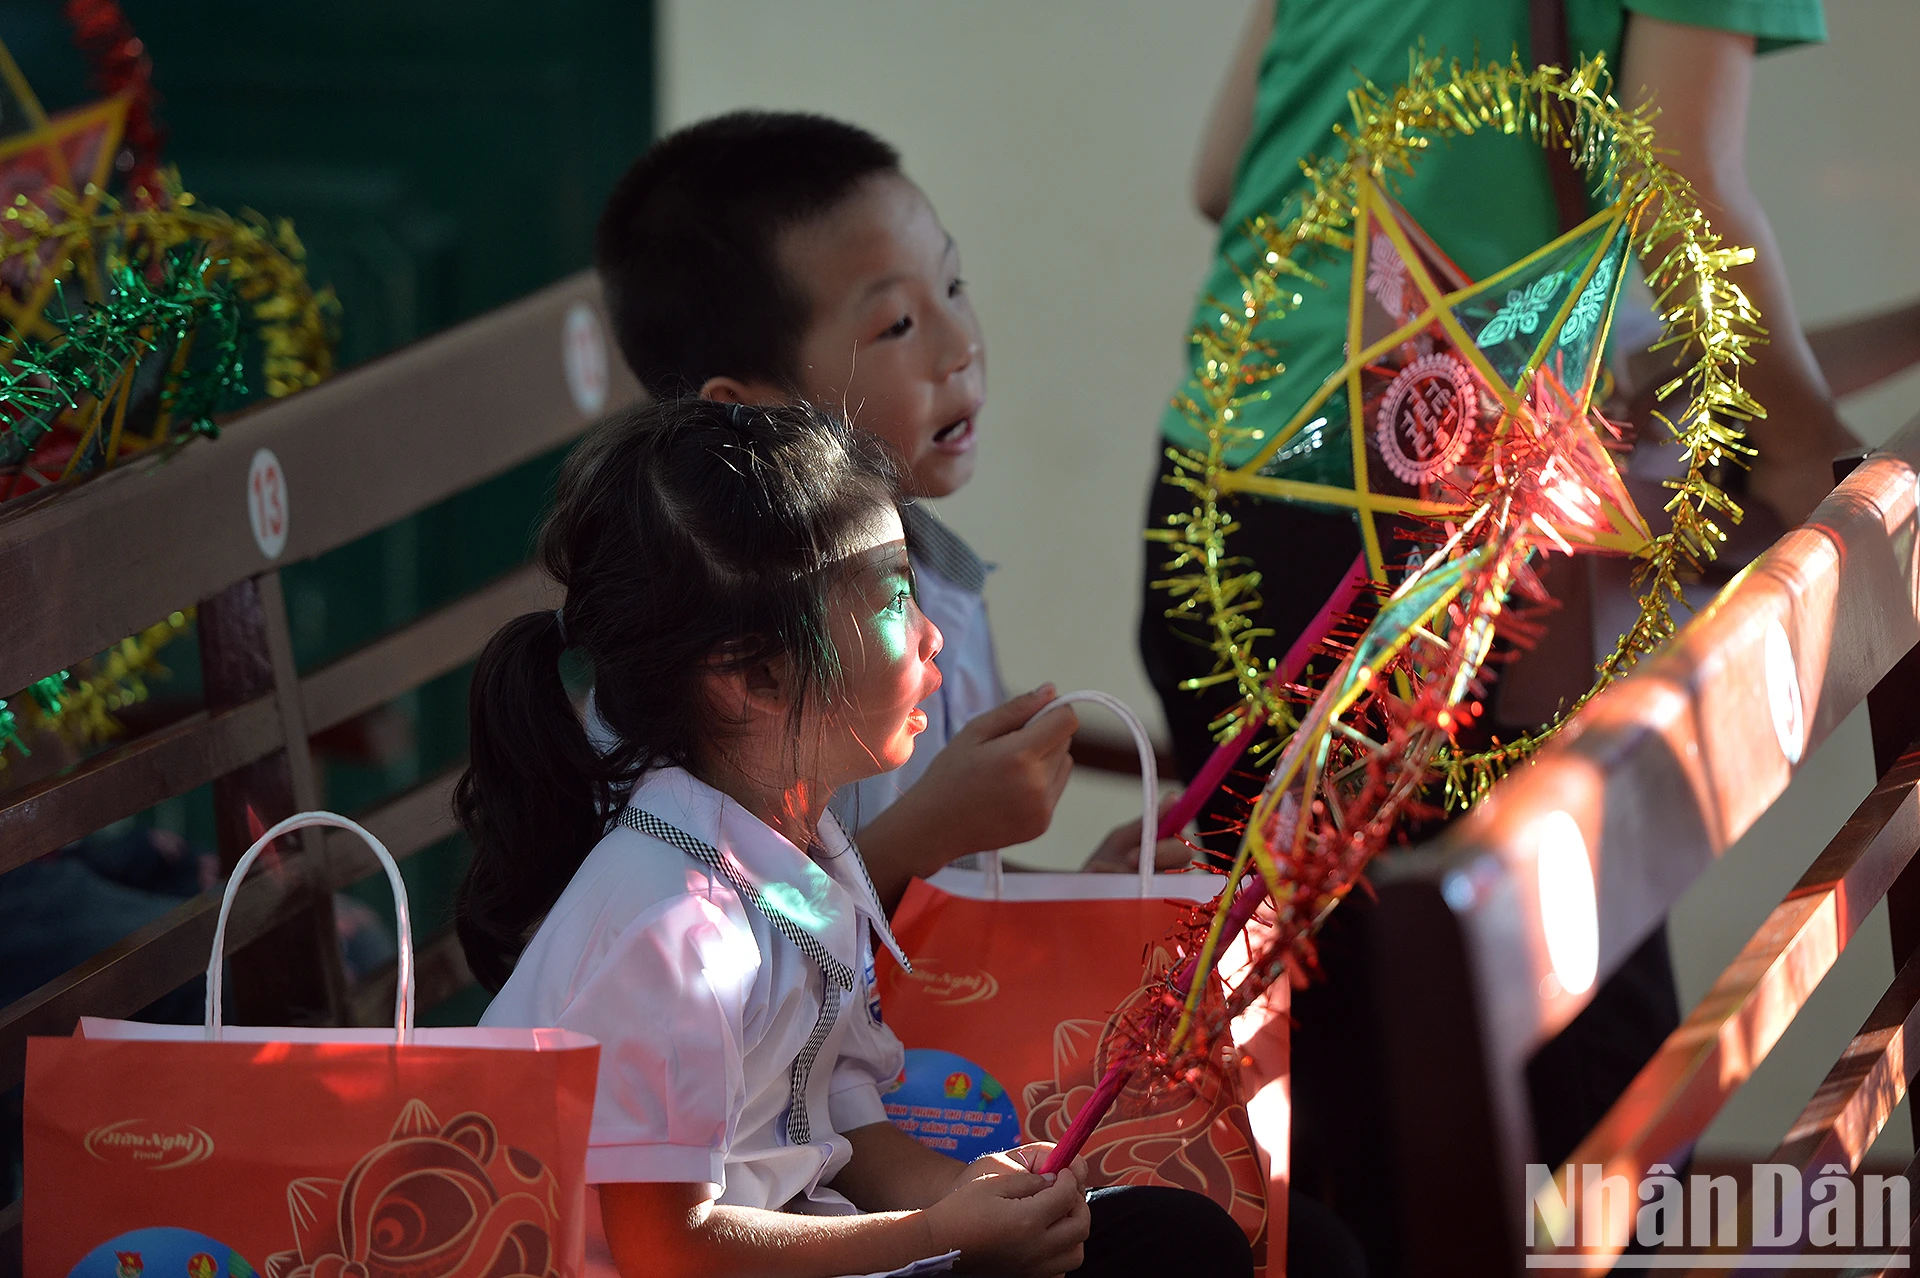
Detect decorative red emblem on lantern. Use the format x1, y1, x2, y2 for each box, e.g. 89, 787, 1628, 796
1374, 351, 1480, 484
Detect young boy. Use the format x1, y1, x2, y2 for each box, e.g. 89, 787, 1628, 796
595, 111, 1187, 906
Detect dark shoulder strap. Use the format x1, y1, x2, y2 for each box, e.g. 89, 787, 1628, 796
1530, 0, 1592, 233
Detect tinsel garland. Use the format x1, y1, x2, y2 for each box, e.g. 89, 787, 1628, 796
0, 612, 191, 763
1153, 52, 1761, 809
0, 183, 335, 408
0, 183, 334, 751
0, 252, 243, 473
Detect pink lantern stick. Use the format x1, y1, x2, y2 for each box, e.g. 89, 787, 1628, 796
1154, 554, 1368, 841
1043, 558, 1368, 1178
1037, 1058, 1130, 1177
1153, 716, 1263, 841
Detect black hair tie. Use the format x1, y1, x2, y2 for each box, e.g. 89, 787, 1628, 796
721, 400, 758, 429
553, 607, 570, 648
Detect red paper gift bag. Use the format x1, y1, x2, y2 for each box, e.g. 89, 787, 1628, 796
23, 812, 601, 1278
875, 693, 1288, 1271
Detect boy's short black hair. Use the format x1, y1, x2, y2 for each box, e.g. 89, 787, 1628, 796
596, 111, 902, 399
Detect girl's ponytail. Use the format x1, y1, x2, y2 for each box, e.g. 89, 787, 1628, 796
454, 608, 607, 991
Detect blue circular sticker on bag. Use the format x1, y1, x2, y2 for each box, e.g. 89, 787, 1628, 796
884, 1047, 1019, 1162
67, 1227, 253, 1278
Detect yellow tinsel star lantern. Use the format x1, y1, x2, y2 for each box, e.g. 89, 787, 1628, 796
0, 40, 126, 343
1127, 51, 1771, 1077
0, 35, 334, 507
1156, 52, 1764, 793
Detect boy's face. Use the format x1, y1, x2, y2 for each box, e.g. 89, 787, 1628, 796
775, 175, 985, 498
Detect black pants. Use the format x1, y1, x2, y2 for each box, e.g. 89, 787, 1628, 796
1137, 445, 1680, 1277
1066, 1184, 1364, 1278
1069, 1185, 1253, 1278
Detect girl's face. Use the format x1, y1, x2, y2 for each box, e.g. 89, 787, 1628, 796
816, 504, 944, 788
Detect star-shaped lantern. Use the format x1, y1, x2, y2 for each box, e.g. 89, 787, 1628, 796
1218, 172, 1653, 583
0, 48, 127, 345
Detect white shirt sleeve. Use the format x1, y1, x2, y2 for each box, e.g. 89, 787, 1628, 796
555, 893, 760, 1188
826, 935, 907, 1134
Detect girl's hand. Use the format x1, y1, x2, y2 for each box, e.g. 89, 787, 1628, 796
953, 1142, 1089, 1193
925, 1159, 1091, 1277
853, 687, 1078, 910
899, 685, 1079, 871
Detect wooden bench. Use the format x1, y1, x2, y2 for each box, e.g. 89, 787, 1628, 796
1374, 410, 1920, 1273
0, 271, 641, 1269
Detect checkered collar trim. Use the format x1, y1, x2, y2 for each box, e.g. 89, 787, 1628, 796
615, 788, 911, 979
619, 807, 855, 990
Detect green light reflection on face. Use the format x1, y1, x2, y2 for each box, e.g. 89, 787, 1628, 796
871, 566, 916, 665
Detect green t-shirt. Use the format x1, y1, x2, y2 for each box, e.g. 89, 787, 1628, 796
1161, 0, 1826, 469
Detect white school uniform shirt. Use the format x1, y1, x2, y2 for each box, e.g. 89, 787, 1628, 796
479, 764, 911, 1213
827, 503, 1003, 835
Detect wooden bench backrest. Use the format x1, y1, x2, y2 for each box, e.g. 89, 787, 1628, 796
0, 271, 640, 1259
1372, 409, 1920, 1273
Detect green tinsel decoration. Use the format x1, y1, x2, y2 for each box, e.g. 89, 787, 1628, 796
0, 252, 243, 472
0, 699, 22, 760
28, 672, 69, 714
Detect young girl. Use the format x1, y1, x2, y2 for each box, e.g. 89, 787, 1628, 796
454, 399, 1252, 1277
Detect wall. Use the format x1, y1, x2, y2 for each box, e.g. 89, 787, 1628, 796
660, 0, 1920, 1157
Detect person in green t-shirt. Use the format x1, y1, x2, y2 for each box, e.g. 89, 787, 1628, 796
1138, 4, 1852, 1273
